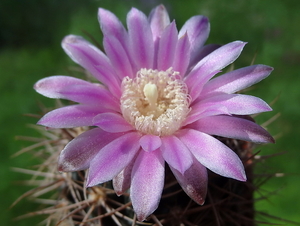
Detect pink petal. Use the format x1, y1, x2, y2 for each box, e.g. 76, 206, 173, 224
103, 36, 133, 80
195, 93, 272, 115
139, 135, 162, 152
93, 112, 133, 133
34, 76, 91, 98
170, 158, 207, 205
157, 21, 178, 70
148, 4, 170, 39
185, 41, 247, 100
183, 103, 229, 126
98, 8, 135, 72
58, 128, 122, 171
189, 115, 275, 143
177, 129, 246, 181
98, 8, 127, 44
113, 157, 136, 196
62, 35, 121, 97
87, 132, 141, 187
36, 78, 120, 111
59, 84, 118, 107
130, 149, 165, 221
34, 75, 120, 111
202, 65, 274, 96
161, 135, 193, 174
127, 8, 154, 69
37, 105, 103, 128
173, 33, 191, 77
188, 44, 221, 69
178, 15, 210, 65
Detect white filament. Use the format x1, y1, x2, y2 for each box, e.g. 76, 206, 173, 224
121, 68, 190, 136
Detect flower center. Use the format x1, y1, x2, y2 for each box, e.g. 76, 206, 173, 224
120, 68, 190, 136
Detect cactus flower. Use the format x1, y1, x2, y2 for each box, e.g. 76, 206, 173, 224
34, 5, 274, 221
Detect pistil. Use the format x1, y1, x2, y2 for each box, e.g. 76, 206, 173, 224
143, 83, 158, 111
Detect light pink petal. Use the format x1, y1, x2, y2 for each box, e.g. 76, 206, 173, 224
157, 21, 178, 70
148, 4, 170, 39
202, 65, 274, 96
127, 8, 154, 69
98, 8, 135, 72
113, 156, 136, 196
183, 103, 229, 126
98, 8, 127, 43
131, 149, 165, 221
103, 36, 133, 79
177, 129, 246, 181
139, 135, 162, 152
34, 75, 120, 110
170, 158, 207, 205
195, 93, 272, 115
152, 38, 160, 70
189, 115, 275, 143
187, 70, 221, 102
225, 94, 272, 114
37, 105, 103, 128
93, 112, 133, 133
173, 33, 191, 77
62, 35, 121, 97
58, 128, 122, 171
178, 16, 210, 65
185, 41, 247, 100
87, 132, 141, 187
61, 85, 119, 110
34, 76, 91, 98
188, 44, 221, 69
161, 135, 193, 174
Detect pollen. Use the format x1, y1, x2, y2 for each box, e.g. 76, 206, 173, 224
120, 68, 190, 136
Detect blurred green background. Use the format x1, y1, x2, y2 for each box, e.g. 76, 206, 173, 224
1, 0, 299, 225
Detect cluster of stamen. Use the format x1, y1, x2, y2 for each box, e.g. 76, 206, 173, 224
120, 68, 190, 136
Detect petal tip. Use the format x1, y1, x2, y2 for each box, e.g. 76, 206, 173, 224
238, 171, 247, 182
231, 40, 247, 50
98, 8, 114, 26
128, 7, 140, 16
259, 129, 275, 144
196, 197, 205, 206
86, 178, 97, 188
268, 136, 276, 144
236, 40, 247, 48
33, 81, 40, 92
266, 65, 274, 72
98, 7, 105, 15
61, 35, 86, 51
36, 117, 45, 126
152, 4, 167, 13
57, 160, 71, 172
136, 213, 147, 222
62, 35, 79, 45
201, 16, 209, 24
57, 164, 65, 172
115, 191, 123, 196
